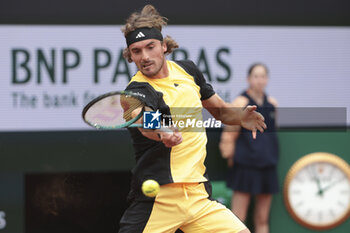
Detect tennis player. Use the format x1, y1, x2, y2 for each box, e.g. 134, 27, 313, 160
118, 5, 266, 233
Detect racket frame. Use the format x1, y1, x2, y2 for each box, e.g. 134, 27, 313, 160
82, 91, 145, 129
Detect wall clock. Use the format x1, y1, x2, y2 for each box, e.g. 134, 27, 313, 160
284, 152, 350, 230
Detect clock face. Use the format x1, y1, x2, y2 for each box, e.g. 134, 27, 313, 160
285, 153, 350, 230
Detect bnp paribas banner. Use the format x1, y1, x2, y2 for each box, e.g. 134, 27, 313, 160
1, 25, 349, 131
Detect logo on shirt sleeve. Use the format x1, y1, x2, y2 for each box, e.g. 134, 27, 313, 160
143, 110, 161, 129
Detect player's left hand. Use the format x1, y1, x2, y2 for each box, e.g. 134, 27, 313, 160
241, 105, 267, 139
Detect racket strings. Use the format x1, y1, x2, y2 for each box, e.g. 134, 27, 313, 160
84, 94, 144, 128
120, 95, 143, 121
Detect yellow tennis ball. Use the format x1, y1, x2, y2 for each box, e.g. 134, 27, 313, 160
142, 179, 160, 197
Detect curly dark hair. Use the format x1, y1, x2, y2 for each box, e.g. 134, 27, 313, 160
121, 5, 179, 62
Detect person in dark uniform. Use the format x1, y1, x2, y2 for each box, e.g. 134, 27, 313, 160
118, 5, 267, 233
219, 63, 279, 233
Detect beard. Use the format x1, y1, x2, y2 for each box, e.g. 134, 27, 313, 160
139, 56, 165, 78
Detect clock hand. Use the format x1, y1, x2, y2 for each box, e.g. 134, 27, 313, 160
315, 177, 324, 196
309, 166, 323, 196
320, 177, 346, 193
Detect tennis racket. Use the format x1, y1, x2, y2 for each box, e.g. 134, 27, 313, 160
82, 91, 172, 133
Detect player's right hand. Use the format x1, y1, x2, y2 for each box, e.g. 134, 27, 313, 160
160, 128, 183, 148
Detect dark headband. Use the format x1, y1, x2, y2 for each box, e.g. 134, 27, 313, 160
126, 27, 163, 47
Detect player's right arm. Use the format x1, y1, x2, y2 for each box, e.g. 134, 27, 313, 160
125, 81, 182, 147
130, 107, 182, 147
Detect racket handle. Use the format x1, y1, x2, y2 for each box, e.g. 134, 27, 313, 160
157, 127, 174, 135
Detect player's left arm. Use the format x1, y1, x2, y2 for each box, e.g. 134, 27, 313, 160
183, 60, 266, 138
202, 94, 267, 139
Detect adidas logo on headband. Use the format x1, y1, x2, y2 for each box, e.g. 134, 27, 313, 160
136, 32, 145, 39
126, 27, 163, 47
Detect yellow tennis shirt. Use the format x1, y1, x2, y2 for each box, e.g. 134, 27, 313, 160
125, 60, 215, 188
